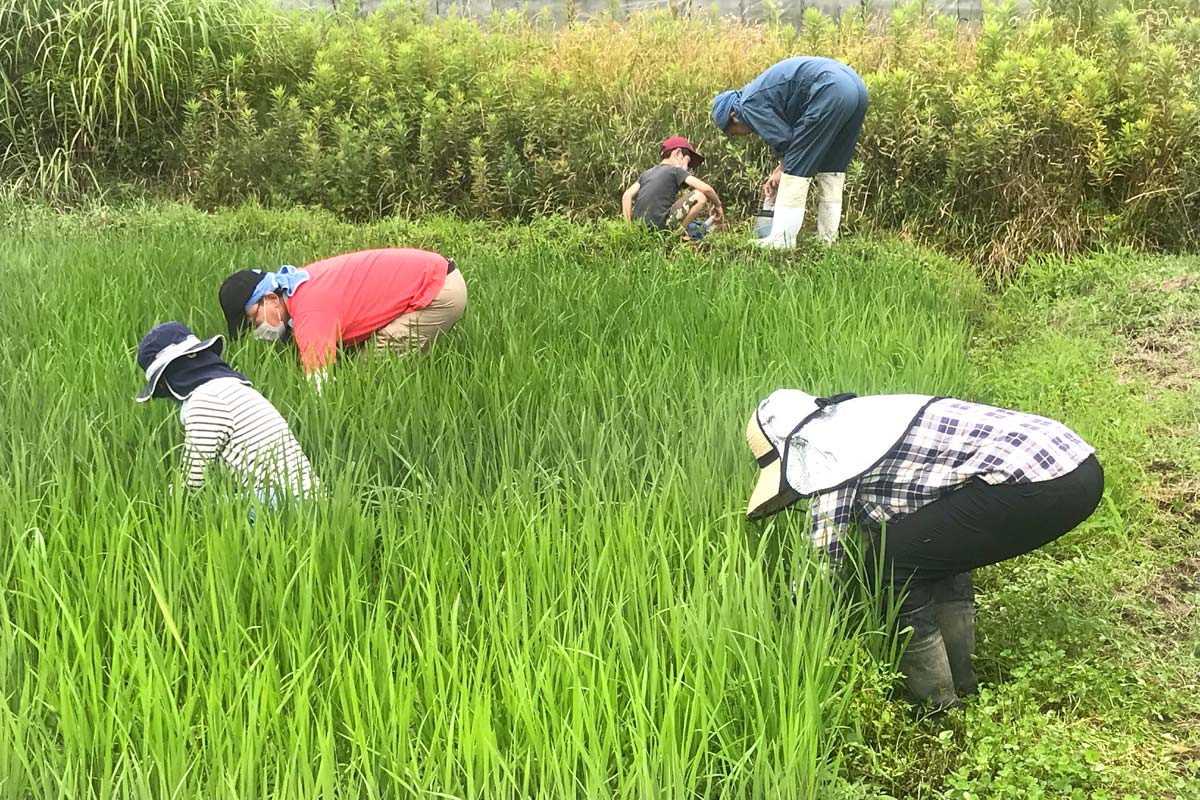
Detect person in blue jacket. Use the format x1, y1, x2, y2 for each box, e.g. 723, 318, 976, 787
712, 57, 868, 248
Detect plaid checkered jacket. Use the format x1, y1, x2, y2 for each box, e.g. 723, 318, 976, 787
809, 399, 1095, 561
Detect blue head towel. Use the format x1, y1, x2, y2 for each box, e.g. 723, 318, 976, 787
245, 265, 311, 311
712, 90, 740, 132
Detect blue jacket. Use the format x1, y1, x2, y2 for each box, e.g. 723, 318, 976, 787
735, 57, 848, 156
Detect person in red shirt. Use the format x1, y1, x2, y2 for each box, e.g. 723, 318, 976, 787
219, 249, 467, 380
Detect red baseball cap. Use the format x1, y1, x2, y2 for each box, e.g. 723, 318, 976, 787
660, 136, 704, 167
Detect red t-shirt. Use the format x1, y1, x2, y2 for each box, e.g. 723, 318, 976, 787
287, 248, 449, 372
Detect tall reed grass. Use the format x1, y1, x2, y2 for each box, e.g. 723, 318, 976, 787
2, 0, 1198, 269
0, 204, 983, 797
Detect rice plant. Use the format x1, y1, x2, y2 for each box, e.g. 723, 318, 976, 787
0, 205, 982, 797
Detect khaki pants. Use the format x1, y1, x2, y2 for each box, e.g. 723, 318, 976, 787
375, 268, 467, 353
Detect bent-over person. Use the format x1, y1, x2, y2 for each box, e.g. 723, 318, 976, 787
745, 389, 1103, 710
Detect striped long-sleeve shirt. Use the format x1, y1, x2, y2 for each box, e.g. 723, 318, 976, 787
179, 377, 317, 497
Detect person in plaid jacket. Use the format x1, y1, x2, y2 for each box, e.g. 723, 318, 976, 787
745, 389, 1104, 710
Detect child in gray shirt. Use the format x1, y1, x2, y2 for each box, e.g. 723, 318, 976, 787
622, 136, 725, 237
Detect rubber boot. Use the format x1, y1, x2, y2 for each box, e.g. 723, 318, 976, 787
897, 597, 960, 710
899, 629, 961, 711
933, 572, 979, 696
754, 174, 810, 249
815, 172, 845, 244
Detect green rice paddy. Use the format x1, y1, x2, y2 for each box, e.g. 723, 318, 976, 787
0, 203, 1007, 797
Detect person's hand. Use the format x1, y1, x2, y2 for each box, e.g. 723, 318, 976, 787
764, 163, 784, 200
763, 170, 782, 200
711, 205, 725, 224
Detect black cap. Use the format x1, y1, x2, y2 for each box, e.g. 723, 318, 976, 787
218, 270, 263, 339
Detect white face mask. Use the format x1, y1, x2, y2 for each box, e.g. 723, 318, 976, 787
251, 299, 287, 342
253, 320, 287, 342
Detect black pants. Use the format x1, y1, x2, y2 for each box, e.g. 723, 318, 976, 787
868, 455, 1104, 633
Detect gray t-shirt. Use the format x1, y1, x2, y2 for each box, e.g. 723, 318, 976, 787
631, 165, 691, 229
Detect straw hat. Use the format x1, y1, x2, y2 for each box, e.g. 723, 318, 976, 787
745, 389, 937, 519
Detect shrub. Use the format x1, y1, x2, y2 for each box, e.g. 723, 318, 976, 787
1, 0, 1198, 269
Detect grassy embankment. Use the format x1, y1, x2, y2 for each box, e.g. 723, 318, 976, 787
0, 202, 1196, 798
844, 248, 1200, 799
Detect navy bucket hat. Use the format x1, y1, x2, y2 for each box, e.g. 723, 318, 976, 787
135, 322, 233, 402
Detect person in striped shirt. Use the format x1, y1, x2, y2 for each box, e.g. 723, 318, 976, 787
745, 389, 1103, 711
135, 322, 318, 503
